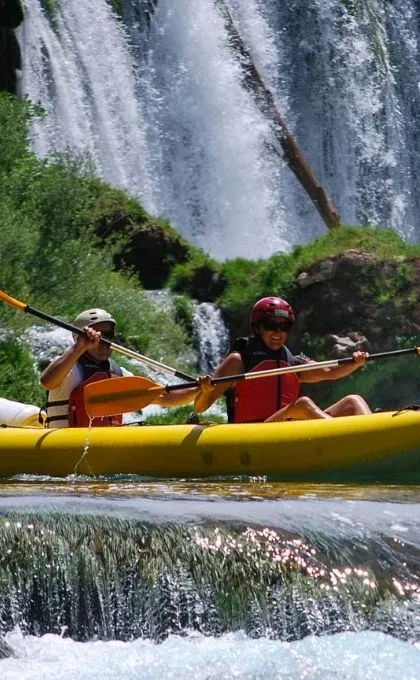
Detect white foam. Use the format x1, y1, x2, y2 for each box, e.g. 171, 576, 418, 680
2, 629, 419, 680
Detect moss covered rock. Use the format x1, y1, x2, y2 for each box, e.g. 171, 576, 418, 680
86, 181, 194, 288
289, 249, 419, 354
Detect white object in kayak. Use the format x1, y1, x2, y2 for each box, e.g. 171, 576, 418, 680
0, 398, 44, 427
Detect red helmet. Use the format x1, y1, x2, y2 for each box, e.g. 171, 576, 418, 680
251, 297, 295, 327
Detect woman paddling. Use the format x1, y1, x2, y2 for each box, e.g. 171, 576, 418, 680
194, 297, 371, 422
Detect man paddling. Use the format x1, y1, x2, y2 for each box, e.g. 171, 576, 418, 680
41, 308, 200, 428
194, 297, 371, 422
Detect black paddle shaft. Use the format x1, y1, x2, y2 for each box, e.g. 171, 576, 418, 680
24, 305, 194, 382
165, 345, 420, 391
25, 304, 114, 346
341, 346, 420, 363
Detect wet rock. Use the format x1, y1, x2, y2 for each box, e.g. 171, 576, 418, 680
0, 0, 24, 95
323, 332, 371, 358
296, 259, 337, 288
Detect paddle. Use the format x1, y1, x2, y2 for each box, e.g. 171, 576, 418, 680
0, 289, 195, 381
84, 345, 420, 417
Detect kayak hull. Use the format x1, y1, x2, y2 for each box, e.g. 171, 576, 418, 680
1, 410, 420, 481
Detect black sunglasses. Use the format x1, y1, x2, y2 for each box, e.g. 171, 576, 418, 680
261, 320, 292, 332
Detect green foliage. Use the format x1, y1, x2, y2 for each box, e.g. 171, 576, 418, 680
143, 405, 226, 425
84, 179, 193, 289
0, 93, 40, 176
39, 0, 60, 31
298, 332, 327, 360
84, 178, 149, 238
219, 258, 262, 308
0, 198, 37, 317
173, 295, 196, 341
306, 355, 420, 412
107, 0, 124, 18
289, 226, 419, 265
0, 337, 44, 405
257, 250, 297, 298
0, 95, 197, 399
11, 151, 97, 242
260, 226, 417, 299
168, 249, 224, 301
143, 405, 195, 425
216, 227, 420, 323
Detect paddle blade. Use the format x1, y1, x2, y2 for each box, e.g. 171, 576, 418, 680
84, 376, 166, 417
0, 289, 27, 311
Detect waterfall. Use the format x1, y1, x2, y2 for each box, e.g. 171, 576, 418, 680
253, 0, 418, 237
124, 0, 300, 257
0, 512, 418, 643
18, 0, 420, 260
194, 303, 229, 373
19, 0, 156, 207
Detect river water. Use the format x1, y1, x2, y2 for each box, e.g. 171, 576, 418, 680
0, 479, 419, 678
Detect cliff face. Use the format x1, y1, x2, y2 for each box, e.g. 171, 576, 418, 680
0, 0, 23, 94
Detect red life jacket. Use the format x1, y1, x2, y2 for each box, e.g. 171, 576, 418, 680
226, 336, 301, 423
68, 372, 123, 428
233, 359, 300, 423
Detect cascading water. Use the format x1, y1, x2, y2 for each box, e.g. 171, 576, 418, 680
19, 0, 155, 206
250, 0, 419, 236
1, 495, 420, 678
124, 0, 300, 257
0, 509, 419, 642
19, 0, 420, 261
194, 303, 229, 373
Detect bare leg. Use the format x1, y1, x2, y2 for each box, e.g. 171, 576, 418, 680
265, 396, 332, 422
325, 394, 371, 417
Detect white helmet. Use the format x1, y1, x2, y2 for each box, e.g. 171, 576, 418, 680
73, 308, 116, 331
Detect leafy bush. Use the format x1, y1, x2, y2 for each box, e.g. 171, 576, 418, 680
0, 200, 37, 322
304, 355, 420, 412
173, 295, 196, 342
0, 93, 35, 175
0, 337, 44, 406
0, 94, 198, 394
168, 250, 225, 301
143, 405, 225, 425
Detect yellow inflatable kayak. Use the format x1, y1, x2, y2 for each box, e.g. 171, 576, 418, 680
1, 410, 420, 481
